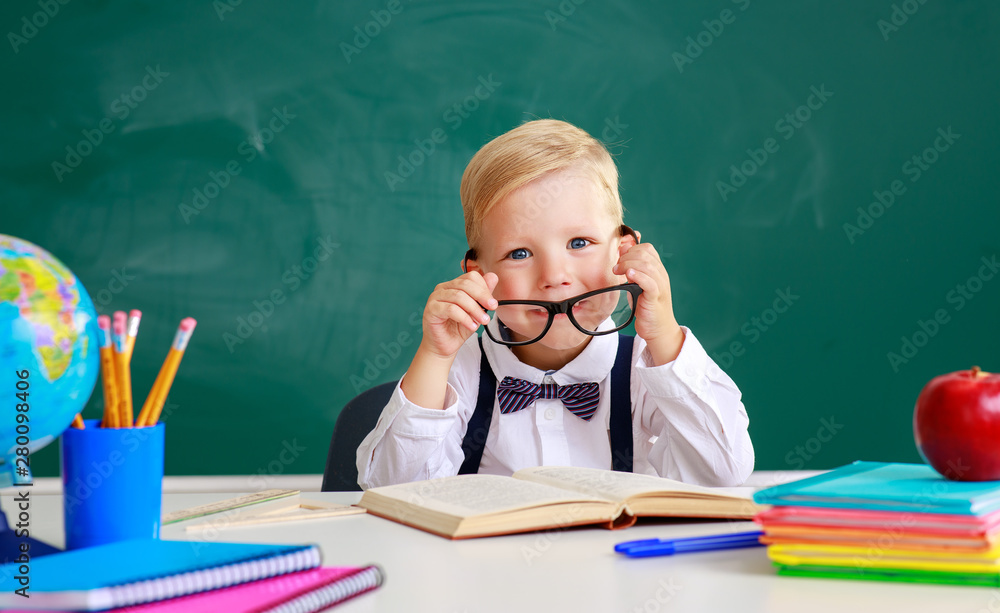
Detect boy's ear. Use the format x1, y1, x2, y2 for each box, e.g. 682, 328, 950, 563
462, 249, 481, 274
618, 225, 639, 256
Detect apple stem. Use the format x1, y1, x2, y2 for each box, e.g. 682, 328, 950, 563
972, 365, 983, 378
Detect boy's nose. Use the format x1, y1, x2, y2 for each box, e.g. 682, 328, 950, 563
537, 255, 574, 290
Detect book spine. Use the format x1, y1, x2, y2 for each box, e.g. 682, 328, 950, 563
109, 546, 322, 608
267, 566, 385, 613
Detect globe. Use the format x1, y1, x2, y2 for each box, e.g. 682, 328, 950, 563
0, 235, 99, 487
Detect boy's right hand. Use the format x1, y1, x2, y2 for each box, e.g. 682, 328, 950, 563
419, 271, 499, 360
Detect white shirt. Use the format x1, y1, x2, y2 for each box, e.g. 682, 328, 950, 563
356, 321, 754, 489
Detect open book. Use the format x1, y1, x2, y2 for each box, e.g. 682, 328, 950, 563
357, 466, 764, 539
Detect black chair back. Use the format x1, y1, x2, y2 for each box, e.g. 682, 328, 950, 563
321, 381, 398, 491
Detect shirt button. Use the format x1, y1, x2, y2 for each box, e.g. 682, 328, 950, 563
544, 409, 555, 420
543, 376, 554, 384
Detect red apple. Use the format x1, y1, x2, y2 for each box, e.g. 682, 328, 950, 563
914, 366, 1000, 481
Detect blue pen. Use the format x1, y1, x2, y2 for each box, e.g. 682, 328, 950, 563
614, 530, 764, 558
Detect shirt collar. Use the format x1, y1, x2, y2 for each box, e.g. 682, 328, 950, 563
482, 317, 619, 385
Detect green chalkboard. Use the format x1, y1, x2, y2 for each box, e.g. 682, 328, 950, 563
2, 0, 998, 478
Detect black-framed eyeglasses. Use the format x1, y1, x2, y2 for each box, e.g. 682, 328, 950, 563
484, 282, 643, 346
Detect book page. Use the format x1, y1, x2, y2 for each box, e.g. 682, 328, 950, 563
512, 466, 753, 502
363, 474, 609, 519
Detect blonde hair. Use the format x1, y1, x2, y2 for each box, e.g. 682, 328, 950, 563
460, 119, 623, 250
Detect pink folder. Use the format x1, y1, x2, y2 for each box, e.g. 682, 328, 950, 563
755, 505, 1000, 537
9, 566, 383, 613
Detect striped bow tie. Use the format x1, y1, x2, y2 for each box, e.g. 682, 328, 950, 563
496, 376, 601, 421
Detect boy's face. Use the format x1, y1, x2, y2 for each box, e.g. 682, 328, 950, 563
468, 167, 632, 352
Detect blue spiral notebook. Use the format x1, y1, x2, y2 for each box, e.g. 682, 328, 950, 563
754, 461, 1000, 515
0, 538, 321, 611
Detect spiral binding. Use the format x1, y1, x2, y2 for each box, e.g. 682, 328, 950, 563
106, 546, 322, 608
267, 566, 385, 613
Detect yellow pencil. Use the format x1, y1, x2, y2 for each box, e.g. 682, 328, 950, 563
71, 414, 85, 429
124, 309, 142, 362
137, 318, 197, 427
136, 351, 180, 427
98, 315, 119, 428
113, 313, 133, 428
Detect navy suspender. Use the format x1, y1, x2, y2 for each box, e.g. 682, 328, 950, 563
457, 337, 497, 475
608, 334, 635, 472
458, 334, 635, 475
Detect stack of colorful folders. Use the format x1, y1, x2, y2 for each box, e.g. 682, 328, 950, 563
753, 461, 1000, 586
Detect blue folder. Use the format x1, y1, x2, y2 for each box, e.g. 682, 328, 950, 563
753, 461, 1000, 516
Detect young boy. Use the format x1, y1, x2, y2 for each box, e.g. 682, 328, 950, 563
356, 119, 753, 488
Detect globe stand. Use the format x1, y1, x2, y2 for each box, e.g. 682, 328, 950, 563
0, 501, 61, 565
0, 455, 31, 490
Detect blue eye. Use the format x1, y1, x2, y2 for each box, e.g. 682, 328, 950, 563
569, 238, 589, 250
509, 248, 529, 260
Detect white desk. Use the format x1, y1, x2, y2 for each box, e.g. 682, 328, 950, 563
4, 474, 998, 613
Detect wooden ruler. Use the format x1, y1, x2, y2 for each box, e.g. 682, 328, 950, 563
184, 499, 365, 532
161, 489, 300, 525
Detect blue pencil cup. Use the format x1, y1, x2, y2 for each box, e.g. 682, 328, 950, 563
60, 419, 165, 549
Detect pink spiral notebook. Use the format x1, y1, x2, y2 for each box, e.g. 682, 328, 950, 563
9, 566, 384, 613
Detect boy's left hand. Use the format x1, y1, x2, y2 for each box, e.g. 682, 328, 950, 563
612, 236, 685, 365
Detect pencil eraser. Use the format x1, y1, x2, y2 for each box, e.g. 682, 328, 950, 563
113, 311, 126, 325
129, 309, 142, 319
98, 315, 111, 329
179, 317, 197, 332
113, 318, 126, 336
